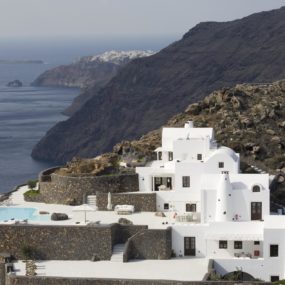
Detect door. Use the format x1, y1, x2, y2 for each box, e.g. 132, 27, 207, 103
251, 202, 262, 220
184, 237, 196, 256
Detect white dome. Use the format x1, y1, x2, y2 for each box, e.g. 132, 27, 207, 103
215, 146, 239, 162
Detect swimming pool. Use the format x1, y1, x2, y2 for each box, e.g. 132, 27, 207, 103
0, 207, 49, 221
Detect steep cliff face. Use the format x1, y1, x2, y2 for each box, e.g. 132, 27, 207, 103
32, 7, 285, 163
32, 50, 154, 115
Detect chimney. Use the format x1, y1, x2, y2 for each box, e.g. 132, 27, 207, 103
184, 121, 194, 128
215, 172, 233, 222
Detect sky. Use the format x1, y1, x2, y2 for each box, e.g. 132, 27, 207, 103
0, 0, 285, 39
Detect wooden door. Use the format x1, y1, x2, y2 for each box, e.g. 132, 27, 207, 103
251, 202, 262, 220
184, 237, 196, 256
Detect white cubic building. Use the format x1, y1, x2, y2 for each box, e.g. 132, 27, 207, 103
136, 121, 285, 282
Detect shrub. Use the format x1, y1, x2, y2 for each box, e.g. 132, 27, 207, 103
21, 245, 34, 260
27, 180, 37, 190
24, 190, 40, 198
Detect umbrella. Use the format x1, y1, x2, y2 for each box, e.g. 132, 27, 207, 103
72, 204, 95, 223
107, 192, 112, 210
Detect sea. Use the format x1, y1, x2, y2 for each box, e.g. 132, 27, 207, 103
0, 35, 177, 193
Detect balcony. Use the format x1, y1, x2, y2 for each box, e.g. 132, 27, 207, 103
175, 212, 201, 223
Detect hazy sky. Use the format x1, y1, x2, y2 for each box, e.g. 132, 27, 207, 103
0, 0, 285, 39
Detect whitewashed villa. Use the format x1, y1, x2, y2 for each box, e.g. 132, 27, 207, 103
136, 121, 284, 282
1, 121, 285, 284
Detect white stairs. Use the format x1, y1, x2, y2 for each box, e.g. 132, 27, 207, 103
87, 195, 96, 207
110, 244, 125, 262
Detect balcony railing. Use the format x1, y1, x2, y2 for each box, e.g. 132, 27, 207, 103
175, 212, 201, 223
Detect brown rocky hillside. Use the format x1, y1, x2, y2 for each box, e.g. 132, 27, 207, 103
114, 80, 285, 175
61, 80, 285, 175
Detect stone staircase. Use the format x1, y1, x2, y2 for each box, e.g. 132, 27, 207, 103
110, 244, 125, 262
86, 195, 96, 207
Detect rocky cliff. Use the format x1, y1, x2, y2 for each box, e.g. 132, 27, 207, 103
32, 50, 154, 115
32, 7, 285, 163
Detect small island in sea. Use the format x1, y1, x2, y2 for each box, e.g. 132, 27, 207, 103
6, 80, 23, 87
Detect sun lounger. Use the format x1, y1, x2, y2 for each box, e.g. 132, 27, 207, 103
114, 205, 135, 215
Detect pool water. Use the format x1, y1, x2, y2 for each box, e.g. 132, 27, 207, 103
0, 207, 49, 221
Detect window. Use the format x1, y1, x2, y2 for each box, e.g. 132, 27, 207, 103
197, 154, 202, 160
218, 162, 224, 168
164, 203, 169, 210
219, 240, 227, 249
186, 204, 196, 212
254, 241, 260, 245
270, 244, 279, 257
252, 185, 261, 192
271, 276, 280, 282
158, 151, 162, 160
254, 250, 260, 257
234, 241, 243, 249
168, 152, 173, 161
182, 176, 190, 187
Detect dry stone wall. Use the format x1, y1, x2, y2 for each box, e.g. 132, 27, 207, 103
96, 192, 156, 212
27, 170, 139, 205
111, 224, 148, 245
0, 224, 112, 260
124, 227, 172, 261
0, 224, 146, 261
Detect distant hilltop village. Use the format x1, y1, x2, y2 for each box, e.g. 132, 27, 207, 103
0, 121, 281, 283
32, 50, 155, 115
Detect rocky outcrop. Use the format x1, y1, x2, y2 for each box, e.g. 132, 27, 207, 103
51, 213, 69, 221
55, 153, 121, 177
7, 80, 23, 87
32, 50, 154, 116
118, 218, 133, 225
32, 7, 285, 163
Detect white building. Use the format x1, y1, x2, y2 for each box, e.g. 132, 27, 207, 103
136, 121, 285, 282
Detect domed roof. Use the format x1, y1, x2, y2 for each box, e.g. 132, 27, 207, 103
214, 146, 239, 161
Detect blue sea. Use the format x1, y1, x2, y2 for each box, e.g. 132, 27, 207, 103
0, 36, 177, 193
0, 63, 79, 193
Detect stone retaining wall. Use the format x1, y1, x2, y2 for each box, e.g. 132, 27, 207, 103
39, 167, 61, 182
124, 227, 172, 261
6, 276, 272, 285
0, 224, 146, 261
111, 224, 148, 245
96, 192, 156, 212
0, 224, 113, 260
28, 171, 139, 205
